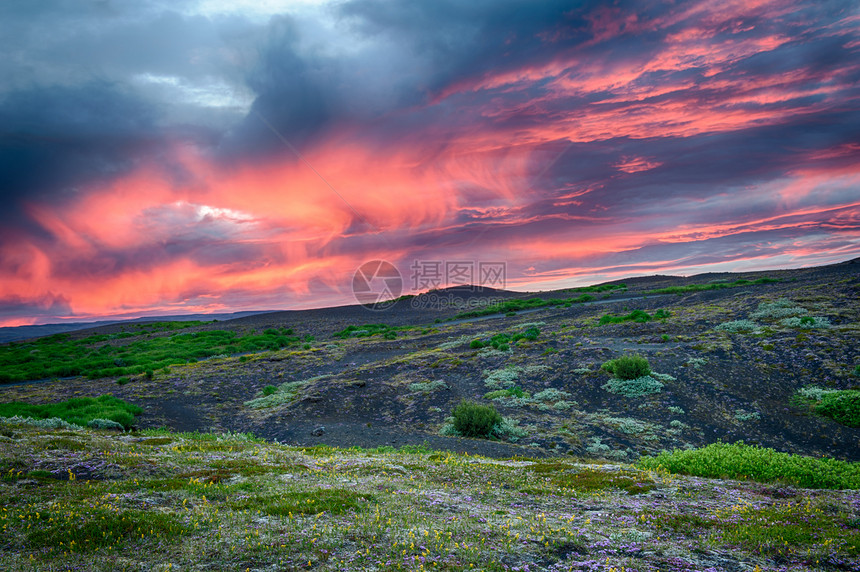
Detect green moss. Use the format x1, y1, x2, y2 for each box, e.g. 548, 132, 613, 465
23, 507, 190, 551
717, 504, 860, 559
528, 464, 656, 495
230, 489, 375, 516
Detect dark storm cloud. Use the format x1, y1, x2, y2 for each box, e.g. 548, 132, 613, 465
0, 1, 259, 227
337, 0, 585, 84
0, 82, 159, 230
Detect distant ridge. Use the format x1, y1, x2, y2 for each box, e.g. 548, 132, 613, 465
0, 311, 271, 344
2, 256, 857, 344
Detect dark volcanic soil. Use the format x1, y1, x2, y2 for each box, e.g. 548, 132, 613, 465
2, 259, 859, 460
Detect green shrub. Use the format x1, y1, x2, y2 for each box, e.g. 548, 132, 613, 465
533, 388, 571, 402
601, 376, 664, 397
780, 316, 831, 329
522, 327, 540, 340
491, 417, 527, 441
469, 339, 485, 349
796, 385, 835, 401
0, 416, 81, 430
409, 380, 449, 393
814, 391, 860, 428
262, 385, 278, 396
601, 355, 651, 380
855, 364, 860, 376
750, 299, 807, 320
87, 418, 125, 430
605, 416, 647, 434
483, 367, 520, 389
451, 401, 502, 438
734, 409, 761, 422
599, 309, 652, 325
637, 442, 860, 489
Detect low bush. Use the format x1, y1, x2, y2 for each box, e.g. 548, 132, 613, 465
814, 390, 860, 428
601, 376, 664, 397
87, 418, 125, 430
0, 416, 81, 430
409, 379, 449, 393
750, 299, 808, 320
780, 316, 831, 329
533, 388, 571, 402
601, 355, 651, 380
451, 401, 503, 438
491, 417, 527, 441
637, 441, 860, 489
483, 366, 521, 389
522, 326, 540, 340
599, 309, 670, 325
734, 409, 761, 422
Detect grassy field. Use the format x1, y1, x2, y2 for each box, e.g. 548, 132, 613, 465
0, 421, 857, 571
644, 277, 778, 295
451, 293, 600, 320
0, 395, 142, 429
0, 323, 308, 382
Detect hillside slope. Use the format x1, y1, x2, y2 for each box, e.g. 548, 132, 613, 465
1, 259, 858, 461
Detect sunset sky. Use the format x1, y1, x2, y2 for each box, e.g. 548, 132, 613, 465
1, 0, 859, 326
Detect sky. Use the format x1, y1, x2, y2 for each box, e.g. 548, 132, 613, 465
1, 0, 859, 326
